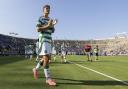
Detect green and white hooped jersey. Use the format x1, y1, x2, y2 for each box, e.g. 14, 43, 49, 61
93, 48, 99, 53
37, 16, 55, 44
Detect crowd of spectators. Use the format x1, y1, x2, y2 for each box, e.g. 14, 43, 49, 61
0, 34, 36, 56
0, 34, 128, 56
103, 37, 128, 56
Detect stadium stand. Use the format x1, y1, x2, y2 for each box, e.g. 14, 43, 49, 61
103, 33, 128, 56
0, 34, 36, 56
0, 33, 128, 56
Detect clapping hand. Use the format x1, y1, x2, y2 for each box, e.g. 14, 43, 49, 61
52, 19, 58, 25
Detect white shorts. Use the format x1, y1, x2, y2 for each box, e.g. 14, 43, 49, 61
25, 50, 33, 55
61, 51, 66, 56
38, 42, 52, 55
52, 51, 56, 55
86, 52, 91, 56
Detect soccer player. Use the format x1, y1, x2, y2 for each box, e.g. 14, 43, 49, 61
24, 45, 28, 58
33, 5, 57, 86
84, 44, 93, 62
28, 45, 34, 60
35, 39, 40, 62
60, 43, 67, 63
93, 45, 99, 60
25, 45, 34, 60
52, 45, 57, 62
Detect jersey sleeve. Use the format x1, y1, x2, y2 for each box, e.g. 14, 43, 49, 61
36, 17, 45, 27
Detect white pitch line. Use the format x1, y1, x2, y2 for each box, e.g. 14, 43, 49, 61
69, 61, 128, 85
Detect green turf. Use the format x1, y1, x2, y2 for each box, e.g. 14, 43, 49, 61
0, 55, 128, 89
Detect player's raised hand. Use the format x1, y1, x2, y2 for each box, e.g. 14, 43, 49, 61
48, 19, 53, 27
52, 19, 58, 25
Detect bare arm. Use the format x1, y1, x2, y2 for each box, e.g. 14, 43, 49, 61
36, 19, 53, 32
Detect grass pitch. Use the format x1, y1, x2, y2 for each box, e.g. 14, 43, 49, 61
0, 55, 128, 89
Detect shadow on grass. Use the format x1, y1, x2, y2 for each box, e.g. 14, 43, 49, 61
0, 56, 26, 66
38, 77, 128, 86
51, 61, 87, 64
53, 77, 128, 86
51, 61, 73, 64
